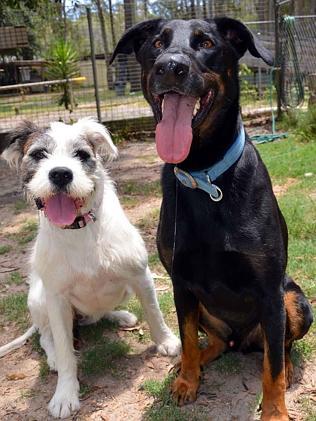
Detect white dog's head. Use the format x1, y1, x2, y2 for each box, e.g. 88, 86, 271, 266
2, 118, 117, 226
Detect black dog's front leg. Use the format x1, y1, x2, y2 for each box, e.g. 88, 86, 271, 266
261, 291, 288, 421
171, 285, 201, 406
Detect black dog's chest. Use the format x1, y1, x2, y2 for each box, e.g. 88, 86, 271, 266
171, 244, 262, 327
192, 279, 260, 328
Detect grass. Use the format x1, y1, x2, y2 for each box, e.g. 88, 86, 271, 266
291, 339, 315, 367
6, 271, 24, 285
0, 244, 12, 255
212, 353, 242, 375
125, 296, 144, 322
257, 135, 316, 184
31, 331, 43, 354
148, 252, 167, 274
0, 292, 29, 329
158, 292, 176, 328
142, 375, 207, 421
118, 180, 161, 197
78, 317, 130, 376
137, 208, 160, 231
277, 106, 316, 143
79, 383, 92, 399
80, 338, 130, 376
148, 252, 161, 268
14, 200, 28, 213
79, 318, 118, 343
12, 220, 38, 245
39, 359, 50, 380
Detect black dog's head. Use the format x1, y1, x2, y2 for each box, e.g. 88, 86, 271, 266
111, 18, 273, 164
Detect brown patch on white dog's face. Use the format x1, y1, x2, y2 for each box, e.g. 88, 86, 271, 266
21, 134, 55, 185
2, 121, 42, 167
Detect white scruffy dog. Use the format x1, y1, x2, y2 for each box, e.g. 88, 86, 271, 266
0, 118, 180, 418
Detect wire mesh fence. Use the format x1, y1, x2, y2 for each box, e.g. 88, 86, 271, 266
279, 15, 316, 108
0, 1, 315, 133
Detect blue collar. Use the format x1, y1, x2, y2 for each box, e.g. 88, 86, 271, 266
174, 125, 245, 201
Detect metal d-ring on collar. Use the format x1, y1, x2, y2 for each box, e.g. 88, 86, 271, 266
174, 124, 246, 202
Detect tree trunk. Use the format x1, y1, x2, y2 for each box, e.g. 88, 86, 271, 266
144, 0, 148, 18
208, 0, 214, 17
108, 0, 116, 46
124, 0, 140, 92
95, 0, 114, 90
190, 0, 196, 18
202, 0, 207, 18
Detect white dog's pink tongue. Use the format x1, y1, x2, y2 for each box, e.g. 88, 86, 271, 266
156, 93, 197, 163
45, 193, 77, 226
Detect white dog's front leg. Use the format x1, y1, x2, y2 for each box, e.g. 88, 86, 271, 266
46, 292, 80, 419
131, 267, 181, 356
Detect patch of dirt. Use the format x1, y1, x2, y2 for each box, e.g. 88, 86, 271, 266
110, 141, 162, 183
0, 140, 315, 421
125, 197, 161, 226
273, 178, 297, 197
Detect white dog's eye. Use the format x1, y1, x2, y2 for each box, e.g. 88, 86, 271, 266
74, 149, 91, 162
29, 149, 47, 161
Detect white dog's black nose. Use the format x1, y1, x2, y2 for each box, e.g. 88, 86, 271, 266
49, 167, 73, 188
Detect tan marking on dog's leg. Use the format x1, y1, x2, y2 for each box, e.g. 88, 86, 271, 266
200, 333, 226, 366
284, 291, 303, 339
172, 312, 200, 406
261, 337, 288, 421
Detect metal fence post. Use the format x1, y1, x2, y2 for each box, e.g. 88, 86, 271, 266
86, 7, 102, 123
274, 0, 282, 119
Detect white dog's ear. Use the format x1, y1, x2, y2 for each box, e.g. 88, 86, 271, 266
75, 118, 118, 161
1, 121, 41, 168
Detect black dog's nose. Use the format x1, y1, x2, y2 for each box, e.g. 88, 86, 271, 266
49, 167, 73, 188
154, 54, 189, 80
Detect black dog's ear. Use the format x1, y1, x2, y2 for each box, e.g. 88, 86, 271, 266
214, 17, 274, 65
110, 19, 165, 64
1, 121, 40, 167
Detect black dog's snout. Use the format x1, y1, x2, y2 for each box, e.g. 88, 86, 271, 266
154, 54, 190, 80
49, 167, 73, 188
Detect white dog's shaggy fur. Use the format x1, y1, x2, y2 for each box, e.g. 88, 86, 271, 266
0, 118, 180, 418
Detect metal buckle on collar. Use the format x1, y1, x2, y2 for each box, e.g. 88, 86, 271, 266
69, 216, 87, 229
174, 167, 198, 189
88, 210, 96, 222
206, 174, 223, 202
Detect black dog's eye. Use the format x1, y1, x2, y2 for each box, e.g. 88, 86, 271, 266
29, 149, 47, 161
200, 39, 214, 49
74, 150, 91, 162
154, 39, 163, 49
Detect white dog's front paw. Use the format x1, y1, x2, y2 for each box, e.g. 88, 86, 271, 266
48, 380, 80, 418
156, 333, 181, 356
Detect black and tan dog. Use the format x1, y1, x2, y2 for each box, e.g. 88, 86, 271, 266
111, 18, 313, 420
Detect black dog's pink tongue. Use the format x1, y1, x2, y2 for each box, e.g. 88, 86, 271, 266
45, 193, 77, 226
156, 93, 197, 163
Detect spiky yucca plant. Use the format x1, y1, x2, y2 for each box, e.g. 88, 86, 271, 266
46, 40, 80, 112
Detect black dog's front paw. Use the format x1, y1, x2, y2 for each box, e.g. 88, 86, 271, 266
171, 375, 199, 406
